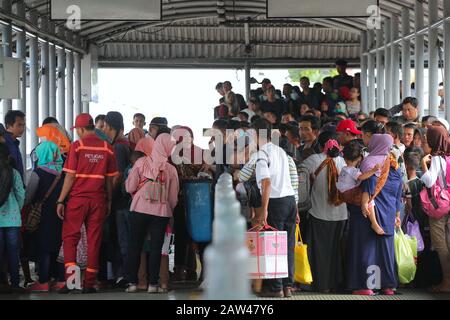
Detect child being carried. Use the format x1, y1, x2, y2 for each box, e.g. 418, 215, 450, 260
337, 141, 385, 235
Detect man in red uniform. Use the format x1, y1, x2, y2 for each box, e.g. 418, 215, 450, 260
56, 114, 118, 294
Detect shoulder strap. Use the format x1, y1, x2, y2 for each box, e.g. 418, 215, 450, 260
409, 179, 418, 197
314, 157, 330, 178
439, 156, 448, 189
256, 149, 270, 167
368, 158, 391, 202
42, 175, 62, 202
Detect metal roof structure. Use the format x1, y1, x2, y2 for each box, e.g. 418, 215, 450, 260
1, 0, 445, 68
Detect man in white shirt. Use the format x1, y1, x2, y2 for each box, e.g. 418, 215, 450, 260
252, 118, 297, 298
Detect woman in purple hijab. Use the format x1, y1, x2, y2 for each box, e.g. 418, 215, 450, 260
346, 134, 403, 296
360, 134, 394, 176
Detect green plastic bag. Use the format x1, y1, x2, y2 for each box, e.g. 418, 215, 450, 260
394, 228, 417, 284
406, 236, 418, 259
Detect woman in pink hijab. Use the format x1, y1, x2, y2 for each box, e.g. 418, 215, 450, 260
125, 133, 179, 294
135, 136, 155, 157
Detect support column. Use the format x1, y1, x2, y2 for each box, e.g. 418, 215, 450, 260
82, 102, 89, 114
57, 45, 66, 129
368, 30, 376, 112
15, 1, 26, 162
391, 15, 400, 106
66, 50, 74, 132
29, 12, 39, 150
244, 61, 251, 102
428, 0, 439, 117
445, 0, 450, 122
39, 18, 50, 124
384, 18, 392, 108
415, 0, 425, 117
376, 28, 385, 109
2, 0, 13, 114
74, 52, 82, 117
402, 7, 411, 99
360, 31, 368, 113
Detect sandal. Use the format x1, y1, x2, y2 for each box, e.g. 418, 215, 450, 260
147, 285, 169, 294
159, 287, 169, 293
352, 289, 376, 296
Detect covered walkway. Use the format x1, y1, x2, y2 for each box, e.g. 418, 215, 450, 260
1, 1, 450, 301
0, 1, 449, 159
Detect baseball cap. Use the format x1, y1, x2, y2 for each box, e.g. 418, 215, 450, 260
71, 113, 93, 130
105, 111, 125, 131
336, 119, 362, 135
150, 117, 168, 127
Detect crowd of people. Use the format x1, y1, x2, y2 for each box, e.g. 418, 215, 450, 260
0, 59, 449, 298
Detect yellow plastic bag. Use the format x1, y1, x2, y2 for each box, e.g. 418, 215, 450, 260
294, 224, 313, 285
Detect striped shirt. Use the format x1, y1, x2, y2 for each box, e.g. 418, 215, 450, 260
239, 149, 299, 203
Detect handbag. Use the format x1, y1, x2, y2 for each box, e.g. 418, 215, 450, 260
243, 150, 270, 209
420, 156, 450, 219
402, 208, 425, 253
24, 174, 61, 232
294, 224, 313, 285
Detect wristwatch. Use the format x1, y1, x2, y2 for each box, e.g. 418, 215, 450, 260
56, 200, 65, 206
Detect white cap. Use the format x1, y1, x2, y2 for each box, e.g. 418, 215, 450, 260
436, 117, 450, 131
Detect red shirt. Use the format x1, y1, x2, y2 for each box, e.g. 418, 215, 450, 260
63, 133, 118, 199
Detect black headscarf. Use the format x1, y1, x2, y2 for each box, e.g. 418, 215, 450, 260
0, 143, 13, 208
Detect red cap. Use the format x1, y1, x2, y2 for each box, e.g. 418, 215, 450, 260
71, 113, 93, 130
336, 119, 362, 135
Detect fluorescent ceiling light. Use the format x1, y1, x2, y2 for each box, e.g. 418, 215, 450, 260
25, 31, 36, 38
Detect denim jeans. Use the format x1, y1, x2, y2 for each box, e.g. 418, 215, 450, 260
127, 212, 169, 286
0, 227, 21, 287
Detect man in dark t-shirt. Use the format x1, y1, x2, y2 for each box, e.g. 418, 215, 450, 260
261, 86, 287, 120
104, 112, 131, 286
333, 59, 353, 90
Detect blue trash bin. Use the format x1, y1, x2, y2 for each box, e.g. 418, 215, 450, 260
183, 179, 214, 243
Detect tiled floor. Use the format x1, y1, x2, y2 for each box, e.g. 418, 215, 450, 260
2, 287, 449, 301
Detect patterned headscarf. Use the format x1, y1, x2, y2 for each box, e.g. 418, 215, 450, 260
35, 141, 63, 174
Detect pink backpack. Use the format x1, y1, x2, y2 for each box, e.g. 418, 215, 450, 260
420, 156, 450, 219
